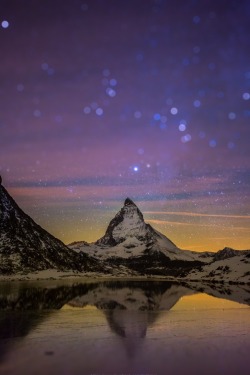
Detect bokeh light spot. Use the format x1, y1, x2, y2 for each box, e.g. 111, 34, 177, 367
209, 139, 217, 148
228, 112, 236, 120
242, 92, 250, 100
109, 78, 117, 86
83, 106, 91, 114
41, 63, 49, 71
181, 134, 192, 143
179, 123, 186, 132
1, 20, 9, 28
96, 108, 104, 116
170, 107, 178, 115
153, 113, 161, 121
106, 87, 116, 97
193, 99, 201, 108
134, 111, 142, 119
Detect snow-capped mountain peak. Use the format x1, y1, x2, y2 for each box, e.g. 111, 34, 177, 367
96, 197, 148, 246
71, 198, 215, 264
124, 197, 137, 207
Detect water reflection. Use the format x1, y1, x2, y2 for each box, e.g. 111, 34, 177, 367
0, 280, 249, 374
1, 280, 249, 311
0, 280, 249, 338
65, 282, 193, 346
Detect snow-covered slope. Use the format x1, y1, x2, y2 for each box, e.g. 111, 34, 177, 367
97, 198, 176, 249
185, 250, 250, 283
0, 181, 102, 274
70, 198, 212, 264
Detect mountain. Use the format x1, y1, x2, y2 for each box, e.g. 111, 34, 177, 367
0, 179, 102, 275
1, 179, 249, 283
96, 197, 177, 252
70, 198, 215, 276
213, 247, 249, 261
70, 198, 250, 282
96, 197, 176, 249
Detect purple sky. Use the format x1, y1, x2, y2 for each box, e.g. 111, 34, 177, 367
0, 0, 250, 250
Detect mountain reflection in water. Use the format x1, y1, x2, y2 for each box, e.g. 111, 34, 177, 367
0, 280, 249, 375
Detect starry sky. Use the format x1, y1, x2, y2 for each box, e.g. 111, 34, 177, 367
1, 0, 250, 251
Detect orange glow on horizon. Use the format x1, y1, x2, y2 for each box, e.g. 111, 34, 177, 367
6, 186, 250, 252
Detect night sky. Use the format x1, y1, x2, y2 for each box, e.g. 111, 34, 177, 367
1, 0, 250, 251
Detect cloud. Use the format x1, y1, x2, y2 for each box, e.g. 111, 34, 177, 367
146, 219, 229, 228
144, 211, 250, 220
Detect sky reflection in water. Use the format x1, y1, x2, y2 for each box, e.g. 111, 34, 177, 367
0, 280, 249, 375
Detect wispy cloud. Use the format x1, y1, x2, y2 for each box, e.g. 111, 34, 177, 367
146, 219, 229, 228
144, 211, 250, 220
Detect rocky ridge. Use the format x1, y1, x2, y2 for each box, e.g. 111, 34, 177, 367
0, 180, 103, 274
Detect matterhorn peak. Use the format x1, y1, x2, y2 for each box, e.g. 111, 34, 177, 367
94, 197, 177, 253
122, 197, 144, 222
96, 198, 146, 246
124, 197, 137, 207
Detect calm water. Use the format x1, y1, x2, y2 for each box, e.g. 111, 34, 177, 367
0, 279, 249, 375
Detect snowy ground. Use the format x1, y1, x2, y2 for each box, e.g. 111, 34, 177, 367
185, 254, 250, 283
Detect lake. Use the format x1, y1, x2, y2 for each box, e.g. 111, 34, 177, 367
0, 279, 249, 375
